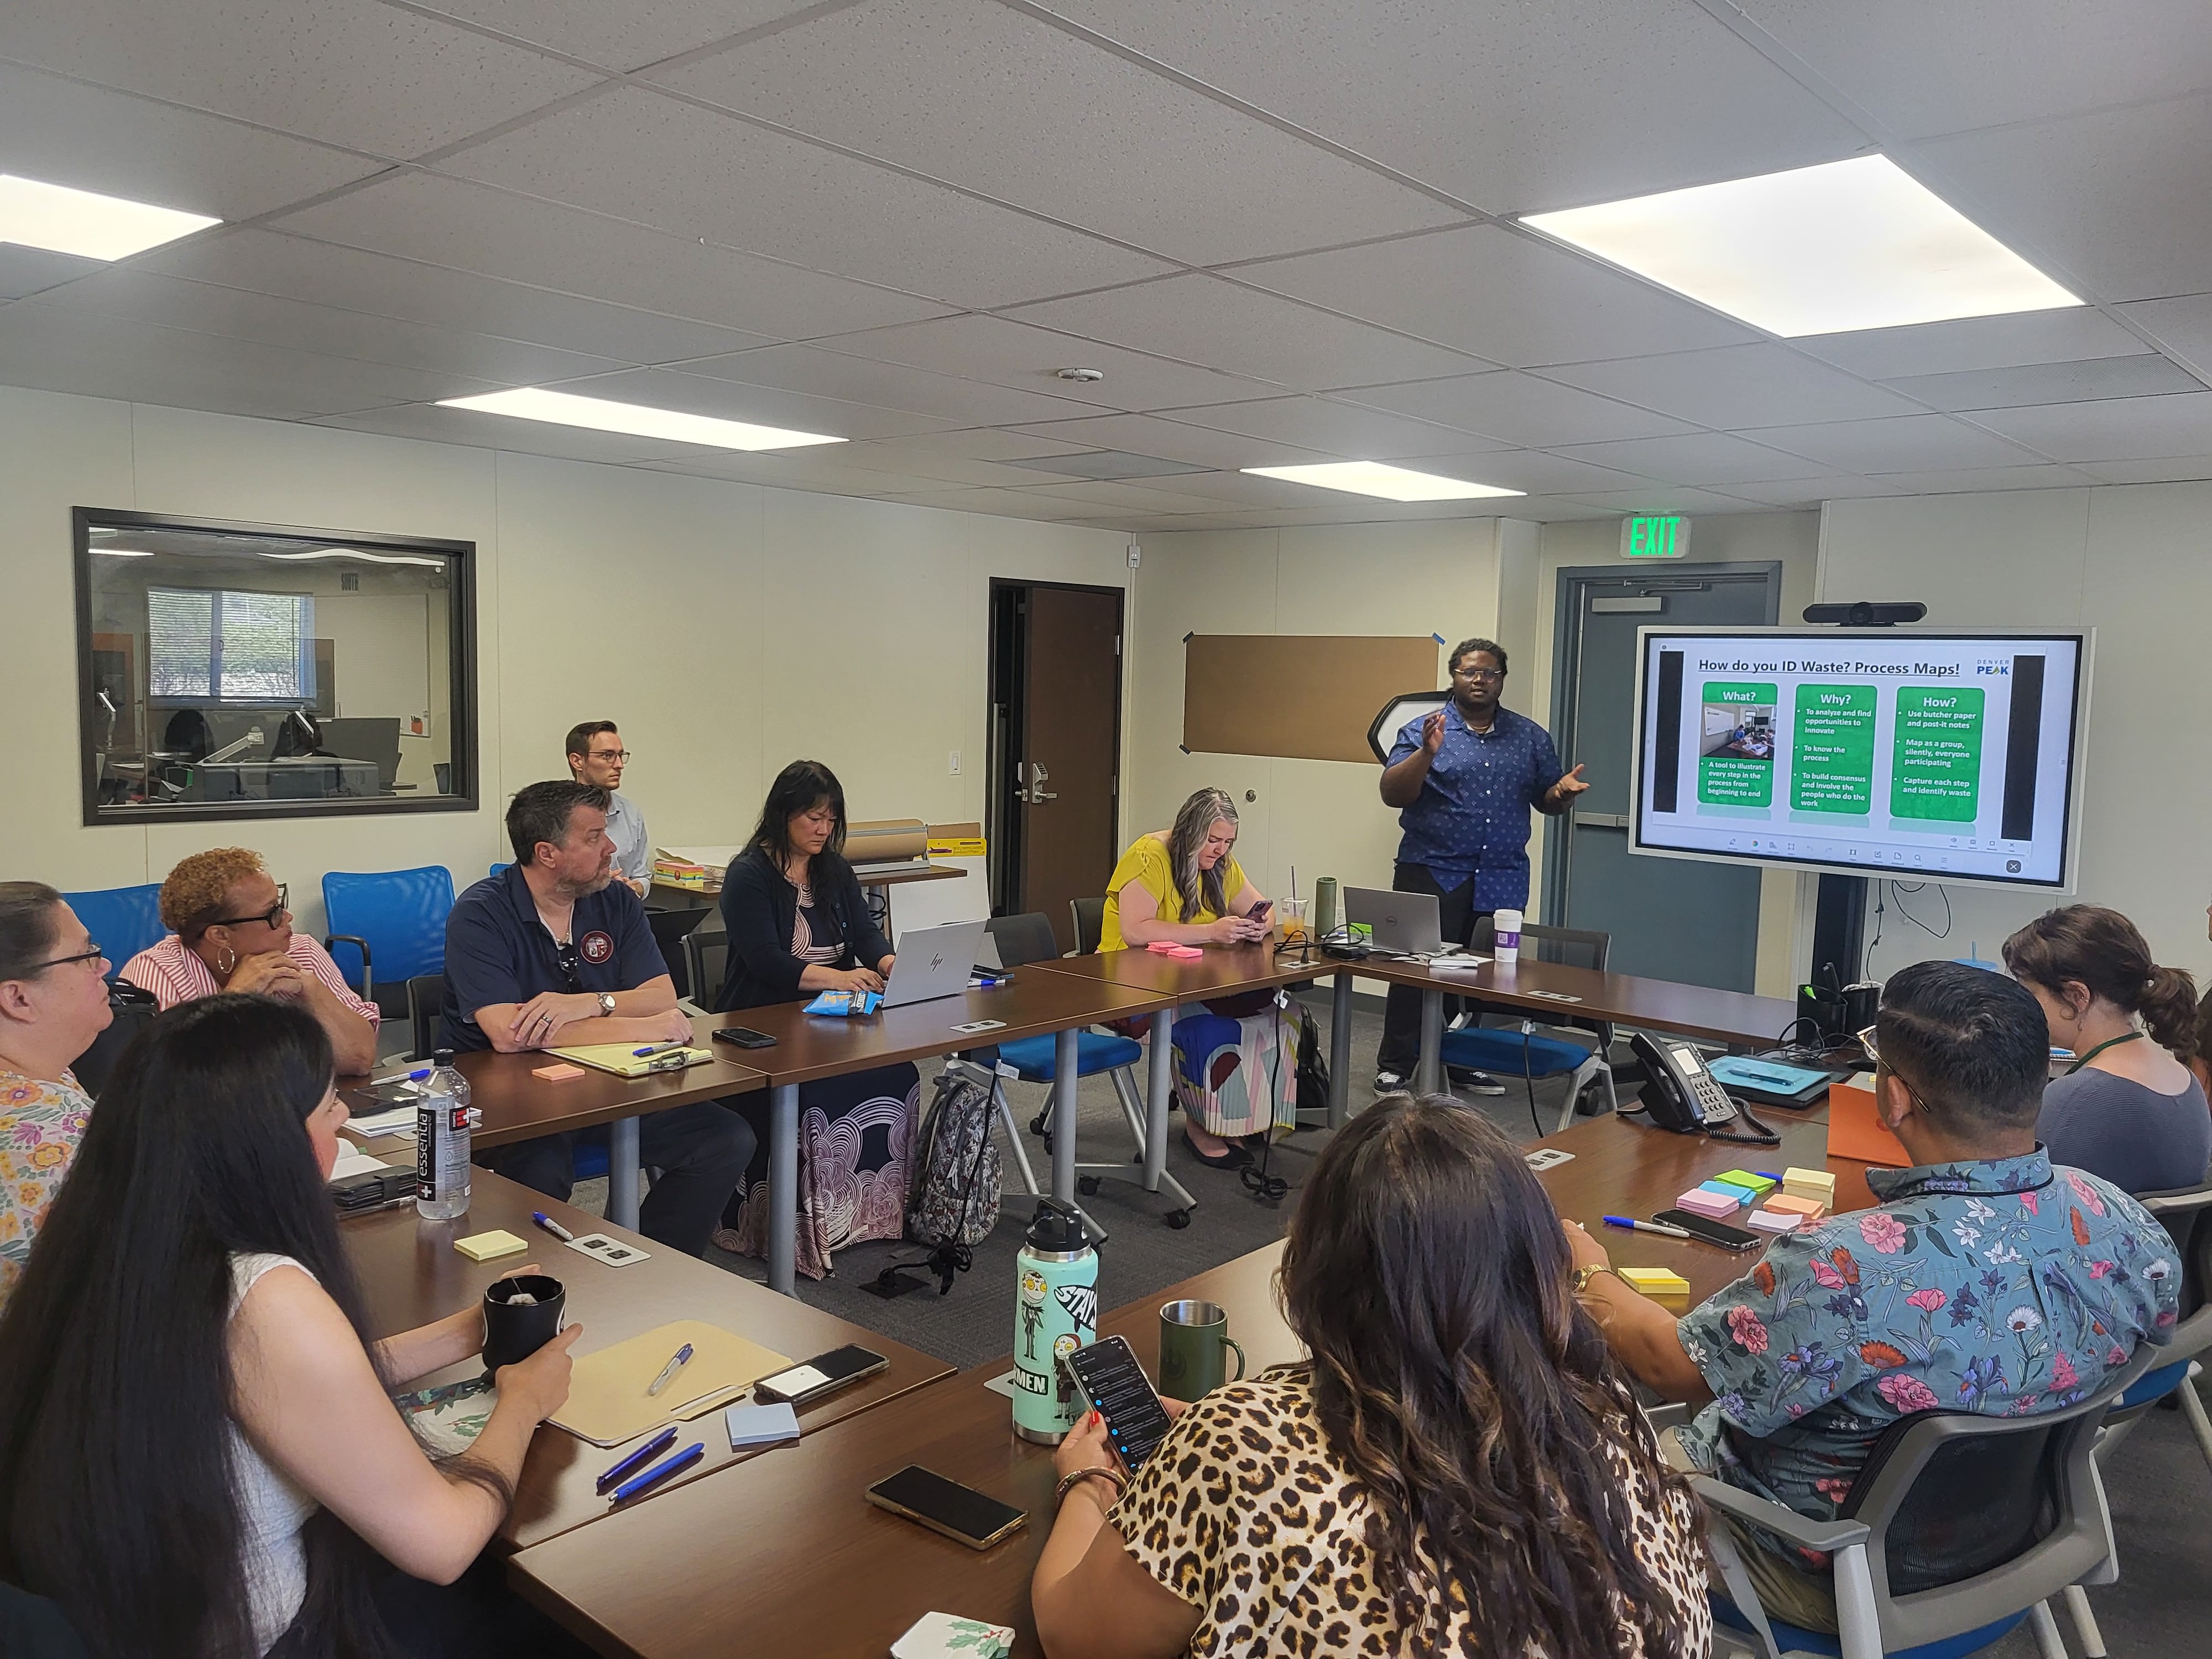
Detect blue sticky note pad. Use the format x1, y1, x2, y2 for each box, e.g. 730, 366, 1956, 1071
724, 1401, 800, 1450
1699, 1180, 1756, 1207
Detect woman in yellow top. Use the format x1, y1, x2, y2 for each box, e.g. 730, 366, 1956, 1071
1102, 790, 1274, 1166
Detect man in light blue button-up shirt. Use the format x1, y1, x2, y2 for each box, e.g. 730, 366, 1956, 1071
565, 721, 651, 896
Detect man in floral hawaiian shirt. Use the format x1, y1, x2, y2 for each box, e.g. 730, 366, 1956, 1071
1566, 961, 2179, 1630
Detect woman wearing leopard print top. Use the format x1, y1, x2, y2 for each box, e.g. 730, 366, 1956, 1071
1033, 1094, 1711, 1658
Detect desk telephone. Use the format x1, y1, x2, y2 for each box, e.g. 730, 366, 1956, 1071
1629, 1032, 1779, 1145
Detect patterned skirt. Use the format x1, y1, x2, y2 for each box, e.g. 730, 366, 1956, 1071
716, 1062, 920, 1280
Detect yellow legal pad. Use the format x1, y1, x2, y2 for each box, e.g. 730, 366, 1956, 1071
549, 1320, 793, 1448
547, 1044, 717, 1079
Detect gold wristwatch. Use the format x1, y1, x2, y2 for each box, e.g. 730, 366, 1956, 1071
1572, 1263, 1623, 1296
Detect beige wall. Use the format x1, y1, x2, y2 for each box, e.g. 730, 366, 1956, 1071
1817, 484, 2212, 986
4, 383, 1131, 938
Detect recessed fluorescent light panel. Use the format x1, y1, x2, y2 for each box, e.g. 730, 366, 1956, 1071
1522, 154, 2080, 337
1242, 461, 1524, 502
0, 174, 220, 260
438, 388, 843, 451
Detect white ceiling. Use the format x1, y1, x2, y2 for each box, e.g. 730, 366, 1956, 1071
0, 0, 2208, 530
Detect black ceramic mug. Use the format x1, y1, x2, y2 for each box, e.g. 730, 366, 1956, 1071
481, 1273, 566, 1373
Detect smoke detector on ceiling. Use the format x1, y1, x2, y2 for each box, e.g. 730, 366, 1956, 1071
1053, 367, 1105, 382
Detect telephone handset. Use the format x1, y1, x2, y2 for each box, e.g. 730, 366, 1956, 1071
1628, 1032, 1780, 1144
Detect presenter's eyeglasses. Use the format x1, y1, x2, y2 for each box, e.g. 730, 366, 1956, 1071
1453, 665, 1505, 682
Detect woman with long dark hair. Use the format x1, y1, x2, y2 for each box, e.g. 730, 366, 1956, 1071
712, 760, 918, 1275
0, 995, 580, 1658
1032, 1094, 1709, 1658
2004, 904, 2211, 1192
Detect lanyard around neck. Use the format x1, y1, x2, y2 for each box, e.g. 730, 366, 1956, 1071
2065, 1030, 2143, 1074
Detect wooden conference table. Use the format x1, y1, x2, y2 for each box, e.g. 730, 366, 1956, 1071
341, 1165, 953, 1550
508, 1100, 1874, 1657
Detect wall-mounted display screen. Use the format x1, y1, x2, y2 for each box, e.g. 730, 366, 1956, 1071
1632, 629, 2089, 890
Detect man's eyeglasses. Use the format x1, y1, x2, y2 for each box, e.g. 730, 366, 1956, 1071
208, 884, 289, 930
1453, 666, 1505, 681
30, 943, 107, 973
589, 749, 632, 764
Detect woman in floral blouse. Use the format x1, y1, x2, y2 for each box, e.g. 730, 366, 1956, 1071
0, 883, 113, 1308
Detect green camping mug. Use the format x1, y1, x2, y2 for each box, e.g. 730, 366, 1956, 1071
1158, 1300, 1247, 1401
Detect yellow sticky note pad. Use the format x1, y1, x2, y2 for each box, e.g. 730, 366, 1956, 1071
1782, 1166, 1835, 1200
454, 1229, 527, 1262
1617, 1266, 1692, 1296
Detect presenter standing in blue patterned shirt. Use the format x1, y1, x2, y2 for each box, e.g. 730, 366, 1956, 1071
1374, 637, 1587, 1092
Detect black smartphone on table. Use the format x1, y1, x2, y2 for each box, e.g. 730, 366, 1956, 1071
1652, 1208, 1762, 1251
865, 1465, 1027, 1550
712, 1026, 777, 1049
1061, 1335, 1176, 1472
753, 1344, 888, 1406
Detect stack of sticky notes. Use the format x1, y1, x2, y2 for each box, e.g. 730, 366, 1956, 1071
1677, 1186, 1744, 1218
454, 1229, 527, 1262
1747, 1208, 1802, 1234
1616, 1266, 1692, 1298
1717, 1170, 1777, 1199
1782, 1167, 1835, 1205
1763, 1192, 1825, 1223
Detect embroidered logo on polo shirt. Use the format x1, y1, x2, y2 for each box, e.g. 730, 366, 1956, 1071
580, 930, 614, 964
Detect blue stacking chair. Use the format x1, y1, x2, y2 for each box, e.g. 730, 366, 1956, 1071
322, 865, 455, 1021
1438, 920, 1619, 1131
60, 883, 166, 978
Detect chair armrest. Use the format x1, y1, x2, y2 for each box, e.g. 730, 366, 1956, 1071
1691, 1474, 1872, 1553
324, 934, 373, 1000
1644, 1401, 1694, 1434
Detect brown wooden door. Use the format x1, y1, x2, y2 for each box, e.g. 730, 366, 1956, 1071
1017, 586, 1123, 952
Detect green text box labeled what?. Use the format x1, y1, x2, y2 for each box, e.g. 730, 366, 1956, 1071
1698, 681, 1777, 808
1890, 686, 1985, 821
1792, 684, 1876, 813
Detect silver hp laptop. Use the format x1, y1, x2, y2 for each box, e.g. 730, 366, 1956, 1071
881, 920, 989, 1008
1343, 886, 1446, 956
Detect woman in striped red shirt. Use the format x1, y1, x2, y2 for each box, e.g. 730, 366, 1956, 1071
121, 848, 379, 1074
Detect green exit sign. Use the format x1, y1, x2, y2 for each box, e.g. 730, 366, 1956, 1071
1621, 514, 1691, 559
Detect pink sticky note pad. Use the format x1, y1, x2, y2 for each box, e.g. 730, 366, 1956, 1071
531, 1062, 587, 1081
1676, 1187, 1741, 1218
1749, 1208, 1802, 1233
1146, 941, 1204, 958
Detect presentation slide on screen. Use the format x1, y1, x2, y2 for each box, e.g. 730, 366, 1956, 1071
1635, 632, 2085, 886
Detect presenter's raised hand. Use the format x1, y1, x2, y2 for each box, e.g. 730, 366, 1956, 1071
1546, 763, 1590, 808
1421, 708, 1448, 758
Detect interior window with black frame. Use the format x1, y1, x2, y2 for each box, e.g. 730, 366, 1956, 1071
75, 509, 476, 824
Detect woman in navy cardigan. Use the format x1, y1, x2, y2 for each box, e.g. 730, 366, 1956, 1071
711, 761, 916, 1275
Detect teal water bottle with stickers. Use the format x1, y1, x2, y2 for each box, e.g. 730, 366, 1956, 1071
1011, 1199, 1098, 1443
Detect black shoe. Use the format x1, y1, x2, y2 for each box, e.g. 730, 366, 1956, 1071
1183, 1129, 1251, 1170
1449, 1067, 1507, 1096
1374, 1068, 1410, 1094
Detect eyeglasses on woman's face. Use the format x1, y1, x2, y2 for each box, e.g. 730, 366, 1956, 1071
209, 883, 289, 931
30, 943, 108, 973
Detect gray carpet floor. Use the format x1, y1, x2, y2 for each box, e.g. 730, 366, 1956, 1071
570, 992, 2210, 1656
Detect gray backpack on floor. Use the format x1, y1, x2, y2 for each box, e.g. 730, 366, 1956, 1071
907, 1062, 1002, 1250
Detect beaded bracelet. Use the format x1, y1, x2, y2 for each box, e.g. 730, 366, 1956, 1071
1054, 1465, 1126, 1505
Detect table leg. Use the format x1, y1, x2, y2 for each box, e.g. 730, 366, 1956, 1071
768, 1083, 799, 1297
1144, 1006, 1175, 1192
1051, 1027, 1079, 1204
1328, 971, 1354, 1128
1416, 989, 1443, 1097
608, 1116, 641, 1231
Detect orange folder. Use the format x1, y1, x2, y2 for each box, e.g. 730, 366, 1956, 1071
1826, 1078, 1911, 1167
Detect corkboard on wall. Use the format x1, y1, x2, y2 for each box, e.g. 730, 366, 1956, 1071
1182, 634, 1443, 763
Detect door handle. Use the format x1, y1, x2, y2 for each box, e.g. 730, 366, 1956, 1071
1572, 811, 1629, 829
1022, 762, 1058, 805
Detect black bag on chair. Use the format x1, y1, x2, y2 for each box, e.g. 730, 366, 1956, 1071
1294, 1005, 1330, 1121
69, 980, 159, 1098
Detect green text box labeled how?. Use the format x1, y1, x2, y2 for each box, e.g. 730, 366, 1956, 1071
1699, 681, 1776, 808
1890, 686, 1984, 821
1793, 684, 1876, 813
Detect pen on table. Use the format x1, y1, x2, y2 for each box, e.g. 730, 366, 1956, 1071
632, 1039, 687, 1057
530, 1211, 574, 1244
609, 1441, 705, 1504
1602, 1215, 1694, 1240
595, 1426, 679, 1493
645, 1342, 695, 1397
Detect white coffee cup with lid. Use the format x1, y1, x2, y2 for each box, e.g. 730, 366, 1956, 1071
1493, 907, 1523, 963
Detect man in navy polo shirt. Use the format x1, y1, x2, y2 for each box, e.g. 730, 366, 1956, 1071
441, 779, 752, 1256
1374, 637, 1588, 1093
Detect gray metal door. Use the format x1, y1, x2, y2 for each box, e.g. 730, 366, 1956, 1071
1543, 564, 1780, 990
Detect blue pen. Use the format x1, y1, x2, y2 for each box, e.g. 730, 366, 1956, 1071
594, 1426, 679, 1493
530, 1211, 575, 1244
1755, 1171, 1784, 1181
646, 1342, 696, 1397
632, 1039, 686, 1057
609, 1441, 705, 1503
1603, 1214, 1693, 1240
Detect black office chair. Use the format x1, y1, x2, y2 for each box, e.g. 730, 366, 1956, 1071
684, 928, 728, 1013
645, 906, 709, 1001
405, 974, 445, 1062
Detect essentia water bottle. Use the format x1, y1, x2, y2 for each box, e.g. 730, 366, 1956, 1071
1011, 1199, 1099, 1444
415, 1048, 478, 1220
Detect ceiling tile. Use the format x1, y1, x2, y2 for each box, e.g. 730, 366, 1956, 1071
140, 229, 782, 364
1561, 485, 1776, 514
1792, 307, 2155, 379
273, 171, 948, 337
0, 246, 101, 301
1542, 345, 1922, 429
2115, 294, 2212, 384
1734, 2, 2212, 140
35, 268, 628, 385
1101, 468, 1350, 508
1742, 413, 2042, 472
833, 427, 1095, 466
437, 86, 1172, 308
806, 314, 1281, 413
664, 342, 1099, 425
0, 60, 382, 226
1014, 451, 1208, 480
1230, 225, 1756, 366
1004, 275, 1484, 391
2072, 454, 2212, 486
1963, 392, 2212, 463
654, 0, 1464, 264
534, 364, 963, 440
1015, 477, 1258, 514
1860, 464, 2100, 493
828, 446, 1079, 487
310, 401, 719, 463
0, 299, 500, 420
1718, 475, 1905, 507
1383, 448, 1642, 495
1876, 354, 2205, 411
0, 0, 598, 158
1035, 0, 1863, 213
1150, 395, 1487, 458
1552, 431, 1830, 485
411, 0, 826, 72
1007, 410, 1332, 470
1338, 371, 1696, 447
1900, 91, 2212, 303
